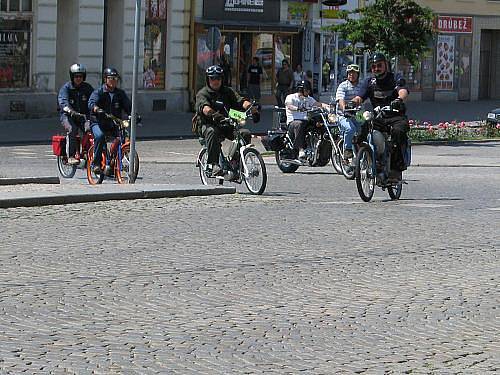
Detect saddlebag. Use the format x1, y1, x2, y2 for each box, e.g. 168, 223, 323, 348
261, 131, 286, 152
52, 135, 66, 156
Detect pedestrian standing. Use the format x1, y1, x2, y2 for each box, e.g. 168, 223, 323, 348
275, 59, 294, 107
293, 63, 305, 88
247, 57, 263, 103
322, 60, 331, 92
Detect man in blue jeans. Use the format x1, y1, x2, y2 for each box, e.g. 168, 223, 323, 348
88, 67, 132, 174
335, 64, 363, 161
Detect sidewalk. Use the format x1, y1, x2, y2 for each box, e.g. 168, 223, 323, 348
1, 100, 498, 145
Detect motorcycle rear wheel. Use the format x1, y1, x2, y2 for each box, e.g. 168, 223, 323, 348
198, 148, 223, 186
243, 148, 267, 195
275, 150, 299, 173
388, 181, 403, 200
86, 145, 105, 185
355, 145, 375, 202
57, 156, 77, 178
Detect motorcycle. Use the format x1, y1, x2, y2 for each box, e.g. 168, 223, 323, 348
354, 105, 412, 202
262, 105, 343, 174
196, 102, 267, 195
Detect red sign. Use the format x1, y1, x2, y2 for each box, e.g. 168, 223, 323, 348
437, 16, 472, 33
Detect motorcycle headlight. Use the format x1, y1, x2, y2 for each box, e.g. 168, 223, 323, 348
122, 120, 130, 128
363, 111, 373, 121
328, 113, 337, 123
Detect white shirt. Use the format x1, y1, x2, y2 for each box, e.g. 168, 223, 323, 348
285, 92, 318, 124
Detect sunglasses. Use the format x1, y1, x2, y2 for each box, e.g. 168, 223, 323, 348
209, 76, 222, 81
371, 62, 384, 70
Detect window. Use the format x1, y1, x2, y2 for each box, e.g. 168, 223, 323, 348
143, 0, 167, 89
0, 0, 32, 12
0, 19, 31, 88
397, 57, 422, 91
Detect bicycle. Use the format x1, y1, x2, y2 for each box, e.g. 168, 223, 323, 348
52, 117, 93, 179
196, 103, 267, 195
86, 114, 140, 185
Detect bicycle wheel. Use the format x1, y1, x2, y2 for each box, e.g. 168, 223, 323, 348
275, 150, 299, 173
242, 148, 267, 195
86, 145, 105, 185
355, 145, 375, 202
388, 181, 403, 200
57, 156, 77, 178
198, 148, 223, 186
115, 143, 140, 184
331, 139, 343, 174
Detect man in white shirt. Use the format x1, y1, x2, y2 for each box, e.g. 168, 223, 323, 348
285, 80, 329, 160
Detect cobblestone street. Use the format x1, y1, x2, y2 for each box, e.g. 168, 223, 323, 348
0, 141, 499, 373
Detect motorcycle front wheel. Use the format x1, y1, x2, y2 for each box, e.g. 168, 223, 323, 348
198, 148, 223, 186
243, 148, 267, 195
355, 145, 375, 202
331, 139, 343, 174
275, 150, 299, 173
115, 143, 140, 184
57, 156, 77, 178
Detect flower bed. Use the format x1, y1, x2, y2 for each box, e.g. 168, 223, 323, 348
408, 119, 500, 142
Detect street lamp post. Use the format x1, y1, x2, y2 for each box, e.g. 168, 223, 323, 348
129, 0, 141, 183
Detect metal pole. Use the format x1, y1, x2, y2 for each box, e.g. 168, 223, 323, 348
333, 32, 339, 95
129, 0, 141, 183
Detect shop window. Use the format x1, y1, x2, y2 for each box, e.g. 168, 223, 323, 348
143, 0, 167, 89
0, 19, 31, 88
396, 57, 422, 91
0, 0, 32, 12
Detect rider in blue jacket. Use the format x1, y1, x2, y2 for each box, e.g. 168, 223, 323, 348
57, 64, 94, 164
88, 67, 132, 174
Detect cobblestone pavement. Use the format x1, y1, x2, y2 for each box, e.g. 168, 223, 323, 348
0, 141, 499, 373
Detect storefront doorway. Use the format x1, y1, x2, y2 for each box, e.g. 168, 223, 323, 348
194, 28, 293, 104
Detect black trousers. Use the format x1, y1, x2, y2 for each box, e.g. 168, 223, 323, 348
201, 123, 251, 165
374, 115, 409, 171
287, 120, 308, 150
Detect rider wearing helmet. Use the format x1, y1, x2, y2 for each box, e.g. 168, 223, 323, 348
57, 63, 94, 164
195, 65, 258, 177
335, 63, 363, 160
284, 80, 329, 162
88, 67, 132, 174
353, 52, 410, 181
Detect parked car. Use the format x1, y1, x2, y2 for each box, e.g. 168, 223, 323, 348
486, 107, 500, 126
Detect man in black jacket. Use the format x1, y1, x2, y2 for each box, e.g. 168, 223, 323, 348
195, 65, 258, 176
88, 67, 132, 174
353, 52, 409, 181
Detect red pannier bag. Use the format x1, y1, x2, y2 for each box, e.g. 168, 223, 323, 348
52, 135, 66, 156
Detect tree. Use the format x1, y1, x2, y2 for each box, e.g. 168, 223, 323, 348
329, 0, 435, 65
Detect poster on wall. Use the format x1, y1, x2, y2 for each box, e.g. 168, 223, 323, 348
435, 34, 455, 91
0, 20, 30, 89
143, 0, 166, 89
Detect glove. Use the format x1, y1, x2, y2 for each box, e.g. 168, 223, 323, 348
212, 112, 226, 124
390, 98, 406, 114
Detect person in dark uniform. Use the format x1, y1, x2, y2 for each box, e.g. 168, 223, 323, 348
194, 65, 259, 177
353, 52, 409, 181
88, 67, 132, 174
247, 57, 263, 103
57, 63, 94, 164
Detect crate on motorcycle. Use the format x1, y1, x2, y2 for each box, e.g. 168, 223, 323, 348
261, 131, 285, 152
51, 135, 66, 156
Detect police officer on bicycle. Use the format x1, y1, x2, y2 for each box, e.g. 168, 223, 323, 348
57, 63, 94, 165
88, 67, 132, 174
353, 52, 409, 182
194, 65, 259, 177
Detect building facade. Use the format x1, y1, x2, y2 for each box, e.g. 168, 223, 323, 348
0, 0, 191, 120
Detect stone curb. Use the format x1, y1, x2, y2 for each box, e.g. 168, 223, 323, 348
0, 184, 236, 209
0, 176, 60, 185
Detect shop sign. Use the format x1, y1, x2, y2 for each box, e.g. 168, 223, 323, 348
437, 16, 472, 34
203, 0, 280, 22
0, 20, 31, 89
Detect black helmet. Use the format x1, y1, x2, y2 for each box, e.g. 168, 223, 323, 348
370, 52, 387, 64
103, 67, 120, 82
69, 63, 86, 82
205, 65, 224, 86
296, 80, 312, 93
